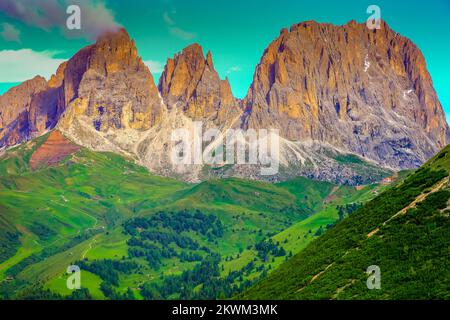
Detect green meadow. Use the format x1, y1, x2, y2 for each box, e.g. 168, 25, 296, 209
0, 133, 394, 299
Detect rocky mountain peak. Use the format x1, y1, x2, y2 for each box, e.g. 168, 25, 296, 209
243, 19, 448, 170
158, 43, 240, 123
0, 76, 48, 146
206, 51, 214, 68
48, 62, 67, 88
58, 27, 162, 133
89, 28, 145, 74
158, 43, 206, 102
0, 28, 163, 150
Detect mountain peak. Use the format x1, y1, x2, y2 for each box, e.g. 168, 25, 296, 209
0, 75, 48, 146
97, 27, 129, 39
58, 26, 162, 132
158, 44, 238, 122
206, 51, 214, 68
244, 18, 448, 170
88, 27, 144, 75
182, 43, 203, 55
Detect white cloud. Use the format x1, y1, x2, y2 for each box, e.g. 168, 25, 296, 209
144, 60, 164, 74
0, 0, 120, 40
1, 23, 21, 42
0, 49, 66, 82
163, 11, 197, 40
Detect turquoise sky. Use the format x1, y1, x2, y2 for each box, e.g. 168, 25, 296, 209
0, 0, 449, 120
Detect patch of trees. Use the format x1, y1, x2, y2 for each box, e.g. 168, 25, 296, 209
124, 210, 224, 240
254, 238, 286, 261
28, 222, 56, 241
127, 240, 178, 269
123, 210, 224, 270
141, 254, 227, 299
100, 282, 134, 300
0, 230, 20, 264
76, 258, 137, 300
315, 226, 324, 236
140, 252, 269, 300
9, 283, 93, 300
77, 259, 138, 286
337, 203, 362, 221
139, 231, 199, 250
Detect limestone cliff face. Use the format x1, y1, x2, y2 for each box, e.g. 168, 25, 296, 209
0, 28, 162, 148
0, 22, 448, 183
158, 44, 240, 125
0, 76, 47, 129
60, 28, 162, 132
0, 76, 49, 147
243, 20, 448, 169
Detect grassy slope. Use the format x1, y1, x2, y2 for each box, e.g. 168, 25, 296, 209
0, 132, 390, 299
0, 136, 188, 284
241, 145, 450, 300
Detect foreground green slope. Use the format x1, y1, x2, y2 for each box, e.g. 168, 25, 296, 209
0, 131, 391, 299
241, 145, 450, 300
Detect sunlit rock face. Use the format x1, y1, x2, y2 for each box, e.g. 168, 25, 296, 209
0, 74, 67, 148
0, 21, 448, 184
62, 28, 163, 132
158, 43, 241, 126
0, 28, 162, 148
243, 20, 448, 169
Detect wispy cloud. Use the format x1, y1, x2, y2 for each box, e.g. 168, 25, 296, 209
162, 12, 175, 26
169, 27, 197, 40
0, 0, 120, 40
227, 66, 242, 74
144, 60, 164, 74
0, 23, 21, 43
0, 49, 66, 82
163, 11, 197, 40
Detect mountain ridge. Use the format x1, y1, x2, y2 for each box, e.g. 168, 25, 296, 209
243, 19, 447, 168
0, 20, 447, 184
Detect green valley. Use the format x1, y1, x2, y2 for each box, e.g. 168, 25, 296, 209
0, 131, 392, 299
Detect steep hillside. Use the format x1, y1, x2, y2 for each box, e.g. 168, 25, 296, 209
241, 145, 450, 299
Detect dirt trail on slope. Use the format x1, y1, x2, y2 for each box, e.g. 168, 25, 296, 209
294, 175, 449, 295
367, 176, 449, 238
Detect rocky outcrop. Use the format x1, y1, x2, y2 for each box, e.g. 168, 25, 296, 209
0, 76, 48, 147
158, 44, 240, 125
0, 28, 163, 150
243, 20, 448, 169
0, 76, 47, 129
60, 28, 163, 132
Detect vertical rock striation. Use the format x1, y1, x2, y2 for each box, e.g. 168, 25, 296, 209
243, 20, 448, 169
158, 44, 240, 125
